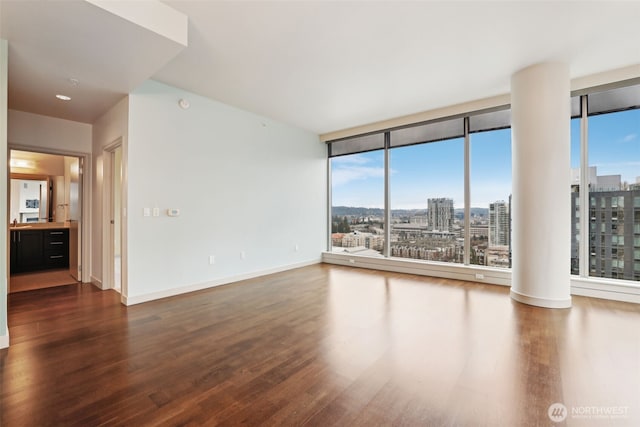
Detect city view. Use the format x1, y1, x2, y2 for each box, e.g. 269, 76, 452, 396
330, 107, 640, 281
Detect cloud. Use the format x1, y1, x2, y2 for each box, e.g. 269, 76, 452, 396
331, 153, 396, 186
621, 133, 637, 143
332, 166, 385, 186
331, 154, 371, 165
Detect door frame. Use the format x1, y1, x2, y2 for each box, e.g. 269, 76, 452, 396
7, 144, 91, 283
102, 138, 126, 297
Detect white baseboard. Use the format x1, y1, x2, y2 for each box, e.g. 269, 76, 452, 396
322, 252, 511, 287
571, 277, 640, 304
90, 275, 104, 290
90, 281, 104, 291
323, 252, 640, 305
122, 258, 322, 306
0, 327, 9, 349
510, 289, 572, 308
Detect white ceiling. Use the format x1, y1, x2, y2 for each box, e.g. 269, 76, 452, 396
2, 1, 640, 135
0, 0, 185, 124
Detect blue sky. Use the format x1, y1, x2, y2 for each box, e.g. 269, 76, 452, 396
332, 109, 639, 210
576, 109, 640, 183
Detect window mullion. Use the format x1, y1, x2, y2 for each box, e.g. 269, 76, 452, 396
464, 117, 471, 265
579, 95, 589, 277
384, 132, 391, 258
326, 154, 332, 252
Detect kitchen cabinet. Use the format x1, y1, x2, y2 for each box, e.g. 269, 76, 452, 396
11, 229, 44, 273
10, 228, 69, 273
44, 229, 69, 269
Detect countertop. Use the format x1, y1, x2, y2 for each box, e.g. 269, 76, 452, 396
9, 222, 70, 230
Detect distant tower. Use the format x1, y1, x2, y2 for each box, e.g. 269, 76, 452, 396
428, 198, 454, 231
571, 167, 639, 280
489, 200, 510, 246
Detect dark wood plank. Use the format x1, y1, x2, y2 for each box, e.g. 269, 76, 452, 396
1, 264, 639, 426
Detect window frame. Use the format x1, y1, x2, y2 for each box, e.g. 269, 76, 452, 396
327, 107, 511, 269
326, 80, 639, 284
574, 82, 640, 282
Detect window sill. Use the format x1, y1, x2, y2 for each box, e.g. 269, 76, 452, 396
322, 252, 640, 304
322, 252, 511, 286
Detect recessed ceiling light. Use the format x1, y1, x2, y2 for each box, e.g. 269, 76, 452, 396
56, 94, 71, 101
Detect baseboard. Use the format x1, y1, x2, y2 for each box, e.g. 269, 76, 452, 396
323, 252, 640, 305
90, 281, 104, 291
571, 277, 640, 304
122, 258, 322, 306
90, 275, 104, 290
510, 289, 572, 308
322, 252, 511, 287
0, 327, 9, 349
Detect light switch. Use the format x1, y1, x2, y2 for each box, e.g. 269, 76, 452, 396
152, 207, 160, 217
143, 208, 151, 217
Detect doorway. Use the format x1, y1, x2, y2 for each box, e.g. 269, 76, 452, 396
8, 149, 84, 293
105, 141, 123, 293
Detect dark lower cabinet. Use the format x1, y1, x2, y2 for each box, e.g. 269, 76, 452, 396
10, 228, 69, 273
11, 230, 44, 273
44, 229, 69, 269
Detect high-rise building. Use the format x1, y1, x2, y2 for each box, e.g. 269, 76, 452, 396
571, 168, 640, 281
427, 198, 454, 232
489, 200, 510, 247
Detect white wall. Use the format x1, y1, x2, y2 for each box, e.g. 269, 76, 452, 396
91, 96, 129, 287
9, 180, 22, 223
125, 80, 326, 302
1, 39, 9, 348
8, 110, 92, 153
7, 110, 93, 284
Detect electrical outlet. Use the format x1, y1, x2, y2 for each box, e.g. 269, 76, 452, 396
209, 255, 215, 265
475, 273, 484, 280
349, 259, 355, 264
295, 244, 299, 252
240, 251, 246, 260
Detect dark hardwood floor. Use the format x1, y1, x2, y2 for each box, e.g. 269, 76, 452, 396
1, 264, 639, 426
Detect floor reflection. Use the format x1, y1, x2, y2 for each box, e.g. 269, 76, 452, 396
321, 266, 639, 425
3, 264, 639, 425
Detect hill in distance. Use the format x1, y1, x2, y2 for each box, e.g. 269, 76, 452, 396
332, 206, 489, 217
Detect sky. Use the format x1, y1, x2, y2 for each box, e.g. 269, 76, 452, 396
332, 109, 639, 210
575, 109, 640, 183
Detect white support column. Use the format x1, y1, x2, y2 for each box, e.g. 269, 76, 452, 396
510, 62, 572, 308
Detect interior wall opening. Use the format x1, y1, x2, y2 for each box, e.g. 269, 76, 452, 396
8, 149, 83, 293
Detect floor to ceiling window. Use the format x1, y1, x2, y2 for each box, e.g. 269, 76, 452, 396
328, 110, 511, 268
389, 118, 464, 263
586, 98, 640, 280
327, 79, 639, 286
469, 109, 512, 268
571, 83, 640, 282
330, 133, 385, 257
570, 105, 582, 275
